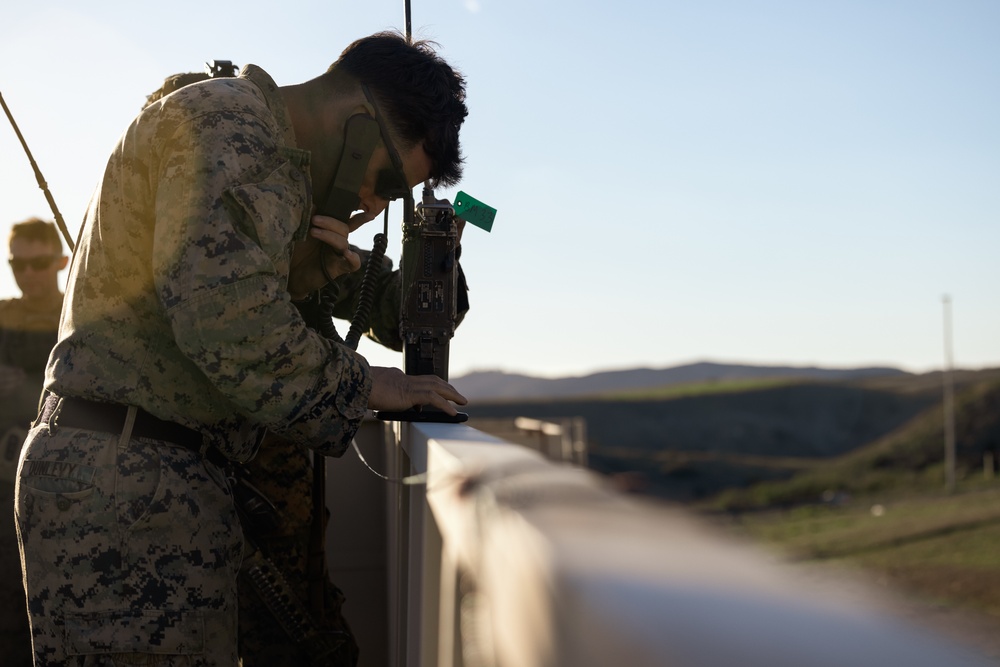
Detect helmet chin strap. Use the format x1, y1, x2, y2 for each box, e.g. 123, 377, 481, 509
316, 112, 381, 221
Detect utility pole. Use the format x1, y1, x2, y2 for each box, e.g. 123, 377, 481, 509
942, 295, 956, 493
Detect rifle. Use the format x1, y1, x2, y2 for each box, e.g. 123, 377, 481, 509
231, 470, 353, 666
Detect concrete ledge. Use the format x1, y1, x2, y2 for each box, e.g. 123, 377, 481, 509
399, 421, 994, 667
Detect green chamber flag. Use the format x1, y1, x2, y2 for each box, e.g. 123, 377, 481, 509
454, 191, 496, 232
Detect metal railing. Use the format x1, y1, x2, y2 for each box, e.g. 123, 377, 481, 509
468, 416, 588, 467
325, 418, 994, 667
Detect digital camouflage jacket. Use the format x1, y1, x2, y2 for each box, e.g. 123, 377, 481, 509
45, 65, 371, 461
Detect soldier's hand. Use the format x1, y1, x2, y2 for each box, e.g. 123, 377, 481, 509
368, 366, 468, 416
0, 364, 25, 397
287, 214, 363, 299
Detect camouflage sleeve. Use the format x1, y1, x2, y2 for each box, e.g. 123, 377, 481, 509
151, 105, 370, 455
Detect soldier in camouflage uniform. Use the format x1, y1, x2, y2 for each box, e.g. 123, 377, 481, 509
15, 32, 468, 667
1, 219, 67, 667
142, 65, 469, 667
0, 219, 67, 453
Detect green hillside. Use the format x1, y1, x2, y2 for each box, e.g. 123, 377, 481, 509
716, 485, 1000, 625
711, 375, 1000, 511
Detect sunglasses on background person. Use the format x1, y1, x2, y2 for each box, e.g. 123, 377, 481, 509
8, 256, 61, 273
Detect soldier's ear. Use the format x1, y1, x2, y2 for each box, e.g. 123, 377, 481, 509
348, 102, 376, 119
57, 256, 69, 272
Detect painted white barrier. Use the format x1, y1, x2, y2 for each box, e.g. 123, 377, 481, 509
377, 420, 994, 667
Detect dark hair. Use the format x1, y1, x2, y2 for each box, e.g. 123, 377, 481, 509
9, 217, 63, 254
330, 32, 468, 187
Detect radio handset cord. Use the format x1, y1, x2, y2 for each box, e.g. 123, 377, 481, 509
343, 211, 388, 350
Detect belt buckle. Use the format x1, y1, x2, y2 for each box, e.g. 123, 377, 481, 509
45, 394, 65, 432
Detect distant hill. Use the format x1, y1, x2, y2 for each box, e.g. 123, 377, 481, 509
464, 367, 1000, 503
453, 361, 909, 402
466, 380, 937, 460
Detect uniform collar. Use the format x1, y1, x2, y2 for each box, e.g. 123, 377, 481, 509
239, 64, 298, 149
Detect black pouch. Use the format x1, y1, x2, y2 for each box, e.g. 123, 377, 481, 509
229, 468, 283, 538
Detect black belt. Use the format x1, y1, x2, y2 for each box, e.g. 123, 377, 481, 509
40, 394, 207, 454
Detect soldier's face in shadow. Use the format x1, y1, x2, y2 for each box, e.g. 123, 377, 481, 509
8, 238, 67, 301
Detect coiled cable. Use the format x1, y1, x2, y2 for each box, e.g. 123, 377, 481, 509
344, 208, 390, 351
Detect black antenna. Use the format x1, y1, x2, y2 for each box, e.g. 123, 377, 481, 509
402, 0, 424, 205
403, 0, 431, 198
0, 90, 75, 252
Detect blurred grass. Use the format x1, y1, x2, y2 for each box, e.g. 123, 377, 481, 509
718, 483, 1000, 618
696, 376, 1000, 621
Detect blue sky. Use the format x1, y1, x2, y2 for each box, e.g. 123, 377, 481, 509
1, 0, 997, 378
